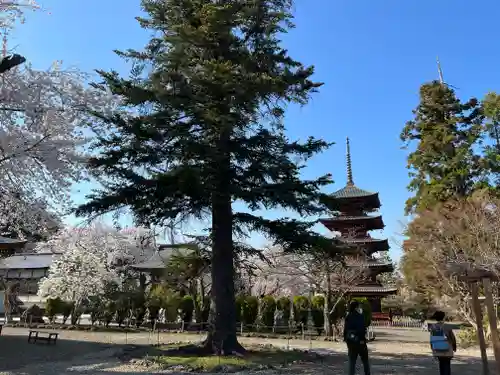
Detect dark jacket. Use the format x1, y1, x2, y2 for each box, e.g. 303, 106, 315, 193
343, 311, 367, 342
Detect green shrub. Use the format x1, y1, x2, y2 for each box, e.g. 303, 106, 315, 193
45, 298, 63, 323
130, 292, 147, 327
241, 296, 258, 326
162, 292, 182, 322
179, 295, 195, 323
235, 295, 244, 322
115, 303, 129, 327
457, 328, 480, 348
276, 297, 291, 322
102, 301, 116, 327
311, 295, 325, 333
260, 295, 276, 328
200, 296, 210, 323
146, 288, 163, 326
293, 296, 310, 326
60, 301, 73, 325
87, 296, 103, 325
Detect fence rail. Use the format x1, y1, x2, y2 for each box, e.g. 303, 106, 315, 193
371, 317, 424, 329
8, 313, 425, 333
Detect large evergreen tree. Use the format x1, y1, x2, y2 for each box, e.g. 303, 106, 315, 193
481, 92, 500, 187
76, 0, 335, 353
400, 81, 486, 214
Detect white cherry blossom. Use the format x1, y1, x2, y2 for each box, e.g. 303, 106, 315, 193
37, 223, 157, 303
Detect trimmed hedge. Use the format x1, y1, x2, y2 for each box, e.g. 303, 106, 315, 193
43, 293, 373, 335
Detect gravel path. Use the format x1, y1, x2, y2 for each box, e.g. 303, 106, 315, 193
0, 327, 493, 374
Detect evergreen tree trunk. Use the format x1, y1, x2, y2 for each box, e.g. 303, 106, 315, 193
203, 131, 244, 354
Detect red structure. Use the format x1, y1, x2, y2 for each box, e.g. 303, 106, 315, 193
320, 137, 397, 313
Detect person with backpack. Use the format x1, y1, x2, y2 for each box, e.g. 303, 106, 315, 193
429, 311, 457, 375
344, 301, 371, 375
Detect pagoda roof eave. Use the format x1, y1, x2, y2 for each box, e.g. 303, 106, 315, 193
346, 286, 398, 295
320, 215, 383, 223
331, 184, 378, 200
347, 261, 393, 268
336, 238, 389, 254
0, 237, 27, 250
320, 215, 385, 230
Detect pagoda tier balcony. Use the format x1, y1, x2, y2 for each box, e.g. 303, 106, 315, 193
327, 185, 381, 213
346, 259, 394, 275
320, 215, 384, 232
338, 237, 389, 255
347, 284, 398, 297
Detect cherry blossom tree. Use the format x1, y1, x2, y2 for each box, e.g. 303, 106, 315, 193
249, 246, 367, 337
37, 223, 157, 304
0, 1, 117, 239
0, 0, 42, 30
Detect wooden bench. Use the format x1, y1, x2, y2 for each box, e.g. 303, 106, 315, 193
28, 330, 58, 344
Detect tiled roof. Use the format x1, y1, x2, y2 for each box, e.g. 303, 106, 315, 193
326, 215, 382, 222
341, 237, 387, 244
320, 215, 385, 231
332, 184, 377, 199
0, 236, 27, 249
132, 247, 191, 270
347, 259, 393, 268
0, 236, 26, 245
340, 237, 389, 251
348, 285, 398, 294
0, 252, 61, 269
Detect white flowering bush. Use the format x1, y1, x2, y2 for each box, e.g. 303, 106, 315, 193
37, 223, 156, 305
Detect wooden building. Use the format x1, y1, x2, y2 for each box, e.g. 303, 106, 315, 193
319, 138, 397, 312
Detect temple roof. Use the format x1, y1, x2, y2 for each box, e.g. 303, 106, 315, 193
331, 184, 378, 200
348, 261, 394, 275
131, 246, 191, 270
0, 252, 61, 270
347, 259, 393, 268
339, 237, 389, 253
320, 215, 385, 231
348, 285, 398, 295
0, 236, 27, 250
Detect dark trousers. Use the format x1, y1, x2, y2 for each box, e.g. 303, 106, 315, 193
438, 357, 451, 375
348, 342, 371, 375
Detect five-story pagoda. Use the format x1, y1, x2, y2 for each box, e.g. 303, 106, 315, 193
320, 138, 397, 313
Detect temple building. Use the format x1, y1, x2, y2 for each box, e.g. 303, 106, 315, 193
320, 138, 397, 313
0, 236, 28, 256
0, 239, 57, 306
131, 244, 198, 282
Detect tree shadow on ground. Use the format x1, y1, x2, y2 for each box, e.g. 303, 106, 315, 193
0, 330, 493, 375
371, 330, 429, 344
0, 333, 126, 372
291, 351, 493, 375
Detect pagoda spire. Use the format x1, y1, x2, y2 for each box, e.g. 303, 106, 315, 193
437, 56, 444, 84
346, 137, 354, 185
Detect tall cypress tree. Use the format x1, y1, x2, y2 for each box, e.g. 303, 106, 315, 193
401, 81, 486, 214
76, 0, 335, 353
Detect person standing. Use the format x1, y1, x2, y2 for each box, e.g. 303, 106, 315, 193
429, 311, 457, 375
344, 301, 371, 375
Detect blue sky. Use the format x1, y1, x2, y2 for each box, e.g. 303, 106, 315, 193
9, 0, 500, 260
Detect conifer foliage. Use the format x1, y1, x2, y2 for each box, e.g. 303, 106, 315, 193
400, 81, 486, 214
76, 0, 334, 353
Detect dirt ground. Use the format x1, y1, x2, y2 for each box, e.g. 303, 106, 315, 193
0, 327, 494, 374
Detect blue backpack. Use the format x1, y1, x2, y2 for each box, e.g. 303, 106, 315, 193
430, 325, 451, 352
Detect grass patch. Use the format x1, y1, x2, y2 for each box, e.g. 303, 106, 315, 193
144, 343, 322, 372
155, 355, 248, 370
